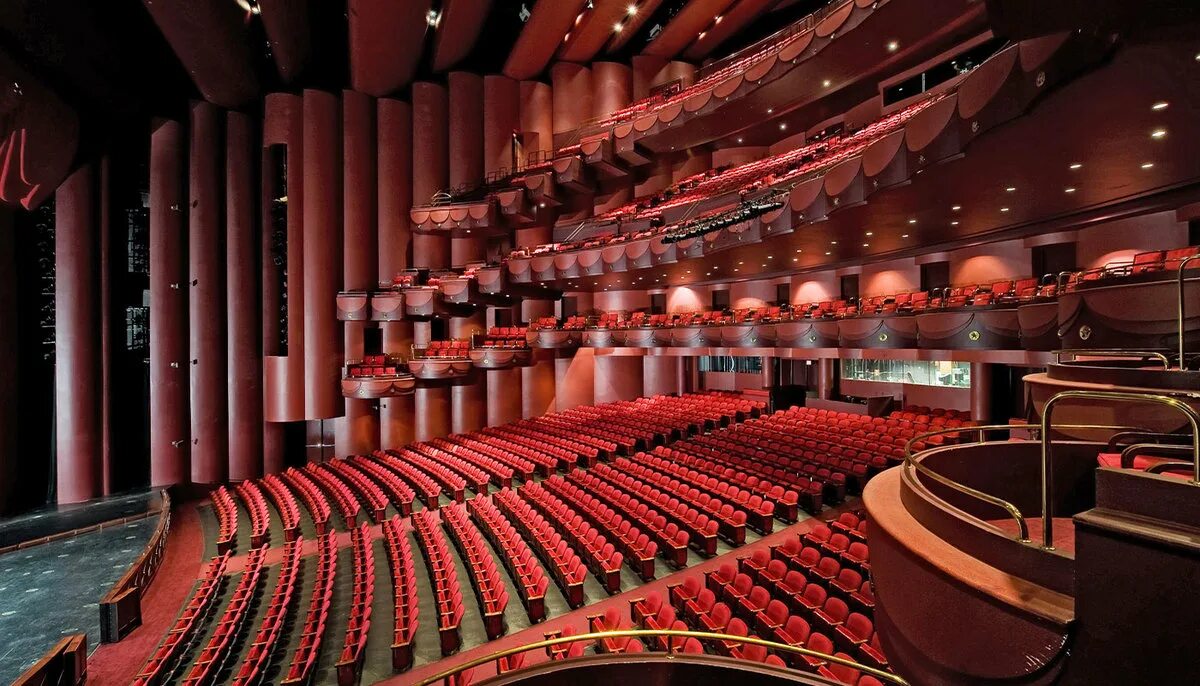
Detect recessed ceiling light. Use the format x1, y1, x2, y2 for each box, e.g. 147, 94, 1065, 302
736, 138, 743, 143
1005, 186, 1017, 192
951, 205, 961, 211
1000, 207, 1010, 212
825, 251, 832, 255
865, 231, 873, 236
698, 31, 706, 39
1151, 129, 1167, 139
779, 123, 788, 131
950, 221, 959, 226
862, 243, 869, 247
1152, 101, 1169, 111
901, 234, 909, 238
738, 261, 744, 265
907, 218, 917, 224
1141, 162, 1155, 169
793, 258, 798, 262
766, 108, 773, 114
627, 4, 638, 16
822, 79, 832, 88
1064, 187, 1076, 193
733, 268, 739, 272
714, 14, 723, 23
886, 41, 899, 52
831, 240, 838, 245
1069, 163, 1082, 170
538, 202, 546, 208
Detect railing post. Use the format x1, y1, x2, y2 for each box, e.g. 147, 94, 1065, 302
1178, 255, 1198, 370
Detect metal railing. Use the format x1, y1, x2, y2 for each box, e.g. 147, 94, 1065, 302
1178, 254, 1198, 368
1040, 390, 1200, 549
1054, 349, 1171, 369
413, 628, 908, 686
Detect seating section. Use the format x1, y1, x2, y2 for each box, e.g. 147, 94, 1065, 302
346, 353, 404, 377
260, 474, 302, 541
282, 533, 338, 685
305, 462, 363, 527
478, 327, 529, 348
412, 510, 467, 656
382, 516, 419, 672
210, 486, 237, 554
337, 524, 375, 686
468, 497, 552, 622
442, 504, 510, 639
235, 480, 270, 548
493, 487, 588, 608
418, 340, 471, 358
520, 482, 624, 592
231, 539, 302, 686
281, 467, 332, 535
178, 546, 266, 685
325, 457, 396, 521
132, 552, 230, 686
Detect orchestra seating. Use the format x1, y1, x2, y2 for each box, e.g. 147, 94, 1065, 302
281, 532, 338, 685
132, 553, 230, 686
231, 539, 302, 685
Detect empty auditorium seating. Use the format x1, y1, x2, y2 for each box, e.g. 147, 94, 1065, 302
442, 503, 510, 639
520, 482, 624, 593
132, 552, 230, 686
179, 547, 265, 685
494, 487, 588, 608
259, 474, 301, 542
565, 469, 690, 568
336, 524, 374, 686
411, 510, 466, 655
210, 486, 237, 554
468, 497, 552, 622
541, 474, 663, 580
344, 455, 417, 516
381, 516, 419, 672
282, 533, 337, 685
235, 481, 270, 548
418, 340, 471, 358
231, 539, 301, 686
281, 467, 332, 535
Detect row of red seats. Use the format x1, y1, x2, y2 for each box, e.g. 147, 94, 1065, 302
132, 552, 229, 686
628, 450, 781, 532
281, 467, 332, 535
565, 469, 692, 566
479, 425, 581, 470
363, 451, 444, 509
486, 326, 528, 338
381, 516, 419, 672
179, 546, 266, 685
419, 340, 471, 358
340, 455, 416, 516
493, 488, 588, 608
467, 497, 551, 622
411, 510, 466, 656
648, 444, 812, 520
441, 504, 510, 640
386, 448, 470, 502
304, 462, 363, 527
346, 362, 403, 377
541, 474, 665, 580
210, 486, 237, 554
430, 436, 527, 485
520, 482, 624, 593
281, 532, 337, 685
448, 432, 557, 477
235, 481, 270, 548
259, 474, 301, 541
1076, 244, 1199, 282
587, 461, 721, 556
231, 539, 301, 685
335, 523, 374, 686
408, 442, 503, 493
608, 457, 751, 543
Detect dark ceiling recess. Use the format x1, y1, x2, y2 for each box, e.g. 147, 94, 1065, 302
455, 1, 540, 76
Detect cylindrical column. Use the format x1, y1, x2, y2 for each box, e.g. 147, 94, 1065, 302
449, 72, 486, 267
523, 350, 557, 419
342, 89, 380, 456
377, 97, 415, 449
189, 101, 228, 484
452, 376, 487, 434
415, 386, 452, 441
150, 119, 190, 487
519, 80, 554, 159
631, 55, 668, 100
487, 367, 523, 427
302, 89, 343, 421
970, 362, 992, 422
592, 62, 632, 121
0, 210, 17, 510
227, 110, 263, 481
55, 165, 102, 503
483, 75, 520, 174
555, 348, 595, 411
817, 358, 835, 399
594, 354, 643, 404
412, 82, 449, 269
551, 62, 593, 135
643, 356, 683, 397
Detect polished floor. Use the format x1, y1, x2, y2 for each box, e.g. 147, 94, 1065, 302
0, 516, 158, 683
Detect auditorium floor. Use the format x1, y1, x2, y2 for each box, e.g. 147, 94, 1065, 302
0, 516, 158, 683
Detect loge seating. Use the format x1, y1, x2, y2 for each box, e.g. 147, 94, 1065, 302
418, 340, 471, 359
210, 486, 238, 554
132, 552, 230, 686
231, 539, 302, 686
381, 516, 420, 672
411, 510, 467, 656
179, 547, 266, 686
259, 474, 302, 542
493, 487, 588, 608
468, 497, 552, 622
282, 533, 338, 685
441, 504, 510, 639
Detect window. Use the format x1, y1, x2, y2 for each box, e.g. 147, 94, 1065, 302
493, 308, 514, 328
650, 293, 666, 314
775, 283, 790, 305
840, 274, 859, 300
363, 327, 382, 356
920, 261, 950, 292
842, 359, 971, 388
1032, 242, 1077, 280
699, 356, 763, 374
711, 289, 730, 311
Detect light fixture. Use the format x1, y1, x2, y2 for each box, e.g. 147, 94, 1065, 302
1152, 101, 1169, 111
235, 0, 262, 14
793, 258, 798, 262
714, 14, 723, 23
627, 4, 638, 16
865, 231, 873, 236
951, 205, 961, 211
426, 8, 441, 27
736, 137, 743, 143
767, 108, 774, 114
1069, 163, 1082, 170
767, 255, 773, 259
613, 22, 624, 32
779, 123, 788, 131
950, 221, 959, 226
1005, 186, 1017, 192
1064, 187, 1076, 193
822, 79, 832, 88
901, 234, 909, 238
825, 251, 832, 255
907, 218, 917, 224
886, 40, 899, 52
1151, 129, 1167, 139
538, 202, 546, 208
1141, 162, 1155, 169
1000, 207, 1010, 212
862, 243, 869, 247
831, 240, 838, 245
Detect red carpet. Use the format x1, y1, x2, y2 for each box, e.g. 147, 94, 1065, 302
87, 501, 206, 686
383, 500, 859, 686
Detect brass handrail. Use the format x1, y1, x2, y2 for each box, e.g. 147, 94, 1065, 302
1054, 349, 1171, 369
903, 423, 1165, 544
1040, 390, 1200, 549
413, 628, 909, 686
1178, 254, 1198, 368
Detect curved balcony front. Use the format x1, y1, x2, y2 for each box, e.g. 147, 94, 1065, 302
916, 308, 1021, 350
403, 286, 476, 320
407, 357, 474, 380
468, 347, 533, 370
526, 329, 582, 350
1056, 275, 1200, 352
340, 374, 416, 398
1018, 300, 1060, 351
839, 315, 918, 349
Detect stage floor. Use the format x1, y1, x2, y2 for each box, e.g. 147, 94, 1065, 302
0, 516, 158, 683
